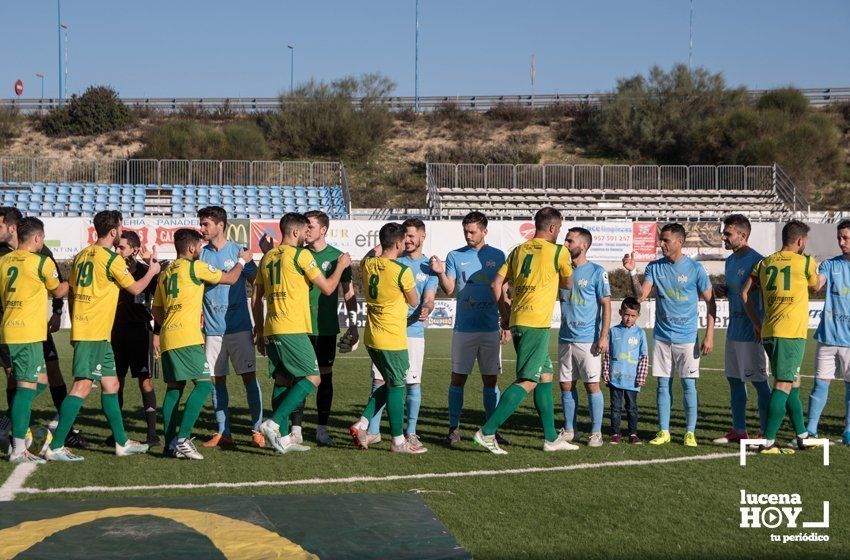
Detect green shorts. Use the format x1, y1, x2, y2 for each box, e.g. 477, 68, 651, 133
3, 343, 46, 383
267, 334, 319, 379
367, 346, 409, 387
72, 340, 117, 380
161, 345, 212, 383
511, 326, 554, 382
762, 337, 806, 383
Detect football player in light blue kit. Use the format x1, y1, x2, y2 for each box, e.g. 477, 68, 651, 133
712, 214, 771, 444
197, 206, 263, 449
806, 219, 850, 444
367, 218, 437, 452
623, 223, 716, 447
558, 227, 611, 447
430, 211, 507, 446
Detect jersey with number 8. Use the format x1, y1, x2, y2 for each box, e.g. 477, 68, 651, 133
752, 250, 818, 339
153, 258, 223, 352
360, 256, 416, 351
498, 238, 573, 328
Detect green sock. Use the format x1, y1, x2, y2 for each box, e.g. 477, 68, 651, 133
162, 387, 184, 446
387, 385, 405, 438
786, 387, 806, 436
177, 381, 212, 440
50, 395, 84, 450
534, 382, 558, 442
270, 378, 316, 433
11, 387, 37, 440
764, 389, 790, 440
482, 383, 528, 436
102, 392, 128, 446
271, 384, 288, 411
35, 383, 47, 397
362, 384, 388, 420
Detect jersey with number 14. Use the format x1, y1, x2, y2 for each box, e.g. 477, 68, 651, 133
154, 259, 223, 352
360, 256, 416, 351
753, 250, 818, 340
498, 238, 572, 329
0, 250, 60, 344
256, 245, 321, 336
70, 245, 135, 342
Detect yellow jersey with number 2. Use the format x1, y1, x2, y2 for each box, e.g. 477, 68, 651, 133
498, 238, 573, 329
360, 256, 416, 351
153, 258, 223, 352
70, 244, 135, 342
256, 245, 321, 336
0, 250, 60, 344
752, 250, 818, 339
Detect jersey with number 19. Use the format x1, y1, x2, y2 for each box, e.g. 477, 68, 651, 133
70, 245, 135, 342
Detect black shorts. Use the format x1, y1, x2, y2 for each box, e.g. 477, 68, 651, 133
0, 333, 58, 369
310, 335, 337, 369
111, 325, 153, 379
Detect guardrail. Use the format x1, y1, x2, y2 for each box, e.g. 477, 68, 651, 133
2, 87, 849, 113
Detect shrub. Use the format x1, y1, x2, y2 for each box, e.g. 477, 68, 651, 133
0, 106, 21, 149
258, 73, 395, 161
136, 119, 271, 161
40, 85, 132, 136
425, 134, 540, 165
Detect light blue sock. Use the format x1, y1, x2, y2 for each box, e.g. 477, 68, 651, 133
211, 382, 231, 438
682, 378, 698, 433
844, 382, 850, 434
244, 378, 263, 431
561, 387, 578, 431
405, 384, 421, 435
657, 377, 672, 431
368, 380, 385, 436
753, 380, 772, 435
588, 390, 604, 433
727, 377, 748, 433
483, 385, 499, 421
806, 378, 830, 436
448, 384, 464, 429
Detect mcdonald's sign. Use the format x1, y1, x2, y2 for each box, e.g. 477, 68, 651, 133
226, 218, 250, 246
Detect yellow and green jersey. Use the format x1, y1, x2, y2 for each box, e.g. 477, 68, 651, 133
752, 250, 818, 339
153, 258, 223, 352
360, 256, 416, 351
498, 238, 573, 328
256, 245, 321, 336
0, 250, 60, 344
70, 244, 135, 342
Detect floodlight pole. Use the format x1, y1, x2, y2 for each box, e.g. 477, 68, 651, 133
689, 0, 694, 71
288, 44, 294, 94
57, 0, 62, 105
415, 0, 420, 112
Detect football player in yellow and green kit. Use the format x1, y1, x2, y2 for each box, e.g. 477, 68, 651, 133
742, 220, 818, 455
45, 211, 160, 462
254, 213, 351, 455
152, 228, 250, 460
348, 222, 423, 453
475, 207, 578, 454
0, 218, 68, 464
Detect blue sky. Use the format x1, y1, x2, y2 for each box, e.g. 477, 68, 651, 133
1, 1, 848, 99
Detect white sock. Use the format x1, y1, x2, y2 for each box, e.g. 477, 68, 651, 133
765, 439, 775, 447
266, 419, 280, 432
291, 425, 302, 438
12, 437, 27, 454
392, 435, 405, 446
357, 417, 369, 430
797, 432, 809, 439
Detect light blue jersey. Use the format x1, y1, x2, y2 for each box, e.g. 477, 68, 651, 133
608, 324, 648, 391
200, 241, 258, 336
396, 254, 439, 339
559, 261, 610, 343
815, 256, 850, 347
445, 245, 505, 333
645, 256, 711, 344
725, 247, 764, 342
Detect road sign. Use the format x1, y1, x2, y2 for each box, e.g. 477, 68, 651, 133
14, 80, 23, 96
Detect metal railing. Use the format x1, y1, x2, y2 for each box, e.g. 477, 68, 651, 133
3, 87, 849, 113
0, 158, 345, 188
426, 162, 809, 219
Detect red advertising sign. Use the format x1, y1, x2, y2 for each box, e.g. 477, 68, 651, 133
519, 222, 535, 240
250, 220, 281, 255
632, 222, 659, 262
14, 80, 23, 96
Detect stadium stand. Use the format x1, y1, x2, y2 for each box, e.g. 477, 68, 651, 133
0, 159, 351, 219
426, 163, 808, 221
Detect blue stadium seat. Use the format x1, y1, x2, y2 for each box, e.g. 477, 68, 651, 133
81, 203, 94, 214
31, 184, 44, 194
108, 195, 120, 204
94, 203, 107, 213
82, 193, 95, 204
70, 185, 83, 195
133, 204, 145, 215
120, 204, 132, 214
68, 203, 81, 215
57, 185, 70, 195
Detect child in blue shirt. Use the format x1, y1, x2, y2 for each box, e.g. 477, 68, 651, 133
602, 297, 649, 444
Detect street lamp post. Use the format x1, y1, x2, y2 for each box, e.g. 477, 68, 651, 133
57, 0, 62, 105
689, 0, 694, 71
35, 73, 45, 107
287, 44, 294, 94
61, 24, 69, 96
414, 0, 420, 112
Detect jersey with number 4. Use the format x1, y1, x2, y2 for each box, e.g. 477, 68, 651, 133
70, 244, 135, 342
256, 245, 321, 336
752, 250, 818, 340
498, 238, 572, 328
0, 250, 60, 344
154, 258, 223, 352
360, 256, 416, 351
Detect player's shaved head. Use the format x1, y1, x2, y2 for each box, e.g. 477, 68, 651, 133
660, 223, 687, 241
93, 210, 123, 239
379, 222, 405, 250
723, 214, 751, 237
534, 207, 562, 231
781, 220, 810, 246
16, 217, 44, 243
568, 227, 593, 248
174, 228, 203, 255
280, 213, 309, 236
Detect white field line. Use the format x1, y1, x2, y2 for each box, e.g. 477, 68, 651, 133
15, 452, 739, 497
0, 464, 38, 502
